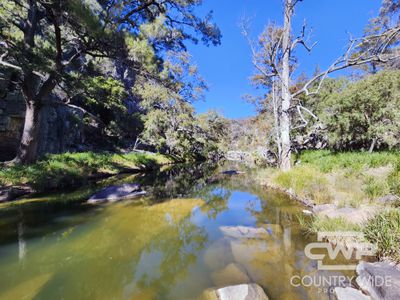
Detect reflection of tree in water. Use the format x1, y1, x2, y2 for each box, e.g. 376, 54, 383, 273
137, 162, 221, 200
132, 217, 208, 298
197, 185, 231, 219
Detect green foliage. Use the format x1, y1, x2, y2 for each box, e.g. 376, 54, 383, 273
387, 157, 400, 195
299, 215, 362, 233
141, 107, 228, 161
364, 210, 400, 262
363, 176, 390, 199
321, 71, 400, 150
273, 165, 332, 204
0, 0, 222, 163
298, 150, 399, 173
0, 152, 170, 191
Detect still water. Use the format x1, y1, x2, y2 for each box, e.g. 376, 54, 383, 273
0, 164, 349, 300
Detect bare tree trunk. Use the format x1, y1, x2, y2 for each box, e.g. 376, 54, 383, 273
272, 81, 282, 160
369, 138, 377, 153
15, 100, 42, 164
280, 0, 293, 171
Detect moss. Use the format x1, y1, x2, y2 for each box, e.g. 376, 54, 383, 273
0, 152, 171, 192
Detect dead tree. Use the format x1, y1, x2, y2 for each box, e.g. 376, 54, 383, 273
242, 0, 400, 171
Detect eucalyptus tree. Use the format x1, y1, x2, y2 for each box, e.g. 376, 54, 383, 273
243, 0, 400, 171
0, 0, 221, 164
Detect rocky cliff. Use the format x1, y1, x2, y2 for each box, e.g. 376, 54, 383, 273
0, 70, 87, 161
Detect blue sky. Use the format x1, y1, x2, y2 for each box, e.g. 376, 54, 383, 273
187, 0, 382, 119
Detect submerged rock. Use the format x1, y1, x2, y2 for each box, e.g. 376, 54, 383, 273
219, 226, 269, 239
203, 238, 235, 271
334, 287, 371, 300
356, 261, 400, 300
211, 262, 251, 287
204, 284, 269, 300
88, 183, 146, 204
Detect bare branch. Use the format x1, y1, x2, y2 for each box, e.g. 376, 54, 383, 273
292, 26, 400, 98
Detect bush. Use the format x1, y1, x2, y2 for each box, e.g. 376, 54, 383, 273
364, 210, 400, 262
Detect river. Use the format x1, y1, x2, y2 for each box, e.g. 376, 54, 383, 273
0, 163, 350, 299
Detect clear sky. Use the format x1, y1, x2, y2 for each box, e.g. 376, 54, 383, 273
187, 0, 382, 119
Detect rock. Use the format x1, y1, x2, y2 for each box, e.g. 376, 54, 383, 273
219, 226, 269, 239
376, 195, 400, 206
215, 284, 269, 300
221, 170, 244, 175
0, 186, 35, 202
200, 288, 219, 300
211, 263, 250, 287
229, 239, 281, 270
203, 238, 235, 270
315, 205, 380, 225
356, 261, 400, 300
334, 287, 371, 300
313, 203, 337, 214
302, 209, 313, 216
88, 184, 146, 204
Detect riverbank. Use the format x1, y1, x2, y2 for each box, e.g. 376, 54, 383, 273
257, 150, 400, 263
0, 151, 172, 202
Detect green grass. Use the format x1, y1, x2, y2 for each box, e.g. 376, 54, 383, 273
299, 215, 362, 233
298, 150, 399, 173
363, 176, 390, 199
364, 210, 400, 262
0, 152, 171, 191
272, 165, 332, 204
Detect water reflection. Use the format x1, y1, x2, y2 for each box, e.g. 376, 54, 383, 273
0, 163, 346, 299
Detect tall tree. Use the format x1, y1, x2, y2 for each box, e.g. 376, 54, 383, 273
243, 0, 400, 171
0, 0, 221, 164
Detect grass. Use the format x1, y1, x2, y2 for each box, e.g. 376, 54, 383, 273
364, 210, 400, 262
272, 165, 333, 204
0, 152, 171, 192
299, 215, 362, 233
298, 150, 399, 173
267, 150, 400, 207
263, 150, 400, 262
363, 176, 390, 200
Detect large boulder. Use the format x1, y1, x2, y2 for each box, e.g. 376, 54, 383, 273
88, 184, 146, 204
0, 185, 34, 202
356, 261, 400, 300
